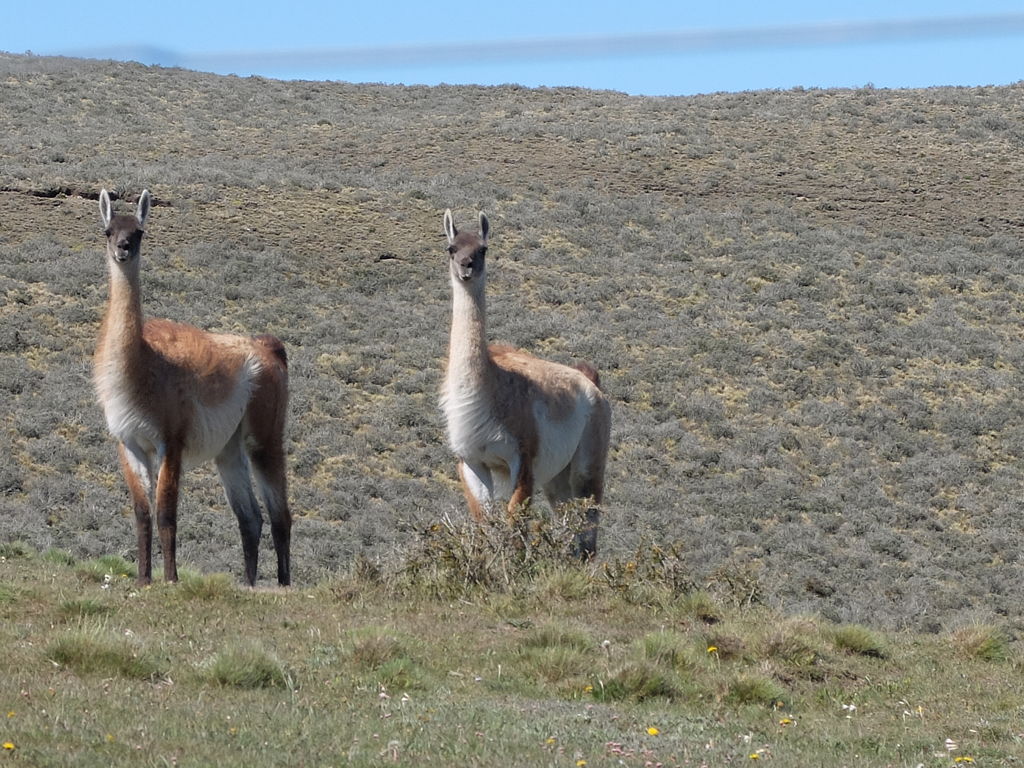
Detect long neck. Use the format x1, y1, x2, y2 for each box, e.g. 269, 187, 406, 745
446, 273, 491, 391
97, 262, 144, 370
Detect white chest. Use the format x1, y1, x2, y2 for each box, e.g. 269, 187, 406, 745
94, 356, 259, 467
95, 363, 161, 453
441, 383, 516, 465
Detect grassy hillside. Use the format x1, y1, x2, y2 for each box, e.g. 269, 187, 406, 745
2, 53, 1024, 632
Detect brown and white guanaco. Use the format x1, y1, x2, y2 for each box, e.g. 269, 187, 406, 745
440, 209, 611, 556
94, 189, 291, 586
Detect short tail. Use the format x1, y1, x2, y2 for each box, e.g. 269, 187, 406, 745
574, 361, 601, 390
254, 334, 288, 368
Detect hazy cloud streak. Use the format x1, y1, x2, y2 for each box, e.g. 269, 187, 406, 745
174, 14, 1024, 73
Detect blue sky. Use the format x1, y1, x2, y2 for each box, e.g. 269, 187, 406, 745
3, 1, 1023, 96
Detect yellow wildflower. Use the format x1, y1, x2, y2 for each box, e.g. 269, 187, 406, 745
954, 759, 975, 764
3, 742, 14, 751
707, 646, 718, 653
779, 717, 793, 726
749, 754, 760, 760
646, 727, 660, 736
577, 760, 587, 767
545, 737, 557, 745
583, 684, 593, 693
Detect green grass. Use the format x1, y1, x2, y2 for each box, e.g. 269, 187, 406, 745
3, 555, 1018, 766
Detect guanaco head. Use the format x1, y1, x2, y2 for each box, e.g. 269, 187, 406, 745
99, 189, 151, 265
443, 209, 489, 284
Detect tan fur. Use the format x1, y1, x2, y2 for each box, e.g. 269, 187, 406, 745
440, 210, 611, 556
94, 189, 291, 586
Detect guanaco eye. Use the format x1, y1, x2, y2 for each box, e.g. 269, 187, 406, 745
104, 228, 112, 237
447, 246, 457, 255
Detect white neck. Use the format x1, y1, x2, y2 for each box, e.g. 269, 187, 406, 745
446, 273, 490, 392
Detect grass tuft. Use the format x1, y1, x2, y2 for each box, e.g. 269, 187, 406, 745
58, 597, 112, 619
519, 645, 590, 684
398, 505, 594, 596
594, 662, 683, 702
639, 630, 694, 672
345, 630, 425, 690
521, 624, 593, 653
372, 656, 426, 690
47, 624, 165, 680
0, 541, 35, 559
725, 674, 787, 707
177, 571, 236, 600
760, 619, 823, 670
948, 624, 1011, 662
75, 555, 136, 583
678, 591, 722, 624
348, 629, 407, 669
528, 565, 596, 601
41, 548, 76, 566
201, 644, 292, 689
703, 630, 747, 661
831, 624, 887, 659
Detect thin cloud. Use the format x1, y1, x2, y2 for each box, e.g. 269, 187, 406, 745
67, 13, 1024, 75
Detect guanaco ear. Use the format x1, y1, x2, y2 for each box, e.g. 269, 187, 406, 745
99, 189, 112, 228
136, 189, 151, 228
443, 208, 457, 245
478, 212, 489, 245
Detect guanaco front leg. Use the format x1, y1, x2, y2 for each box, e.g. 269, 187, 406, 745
119, 442, 154, 586
155, 447, 183, 583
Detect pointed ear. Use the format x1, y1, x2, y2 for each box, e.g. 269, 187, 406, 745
478, 212, 489, 245
136, 189, 151, 228
443, 208, 457, 245
99, 189, 112, 228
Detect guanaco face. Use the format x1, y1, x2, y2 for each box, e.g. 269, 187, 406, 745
445, 208, 489, 284
100, 189, 149, 265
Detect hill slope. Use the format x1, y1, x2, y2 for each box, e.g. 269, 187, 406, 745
2, 53, 1024, 629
